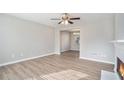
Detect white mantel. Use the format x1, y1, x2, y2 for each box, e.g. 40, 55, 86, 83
110, 40, 124, 43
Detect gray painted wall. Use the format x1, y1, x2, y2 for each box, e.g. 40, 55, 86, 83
115, 14, 124, 63
0, 14, 55, 64
80, 14, 114, 63
55, 14, 115, 63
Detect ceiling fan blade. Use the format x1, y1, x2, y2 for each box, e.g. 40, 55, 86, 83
70, 17, 80, 20
58, 21, 62, 24
51, 18, 61, 20
68, 20, 73, 24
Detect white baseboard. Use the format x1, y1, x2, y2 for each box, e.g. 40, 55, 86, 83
54, 52, 61, 55
0, 53, 114, 67
70, 49, 79, 51
60, 50, 70, 53
0, 52, 54, 67
80, 57, 114, 64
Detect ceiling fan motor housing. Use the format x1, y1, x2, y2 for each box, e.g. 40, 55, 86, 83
51, 13, 80, 25
61, 13, 70, 20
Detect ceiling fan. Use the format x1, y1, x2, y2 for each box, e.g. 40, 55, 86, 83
51, 13, 80, 25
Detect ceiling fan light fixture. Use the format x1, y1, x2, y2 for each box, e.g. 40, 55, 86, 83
61, 21, 64, 24
64, 20, 68, 25
51, 13, 80, 25
60, 20, 68, 25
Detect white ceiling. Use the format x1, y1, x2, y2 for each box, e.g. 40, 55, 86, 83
7, 13, 114, 28
7, 13, 82, 27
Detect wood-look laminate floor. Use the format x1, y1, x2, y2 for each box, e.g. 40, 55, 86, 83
0, 51, 114, 80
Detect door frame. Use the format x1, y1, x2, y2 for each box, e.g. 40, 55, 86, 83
55, 26, 81, 56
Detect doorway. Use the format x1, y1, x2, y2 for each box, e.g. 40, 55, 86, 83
60, 29, 80, 58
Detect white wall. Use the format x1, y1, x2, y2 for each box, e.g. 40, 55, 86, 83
70, 32, 80, 51
0, 14, 55, 64
80, 14, 114, 63
115, 14, 124, 64
115, 14, 124, 40
60, 31, 70, 52
0, 14, 115, 65
55, 14, 115, 64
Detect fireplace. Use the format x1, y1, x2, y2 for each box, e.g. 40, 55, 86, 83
117, 57, 124, 80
